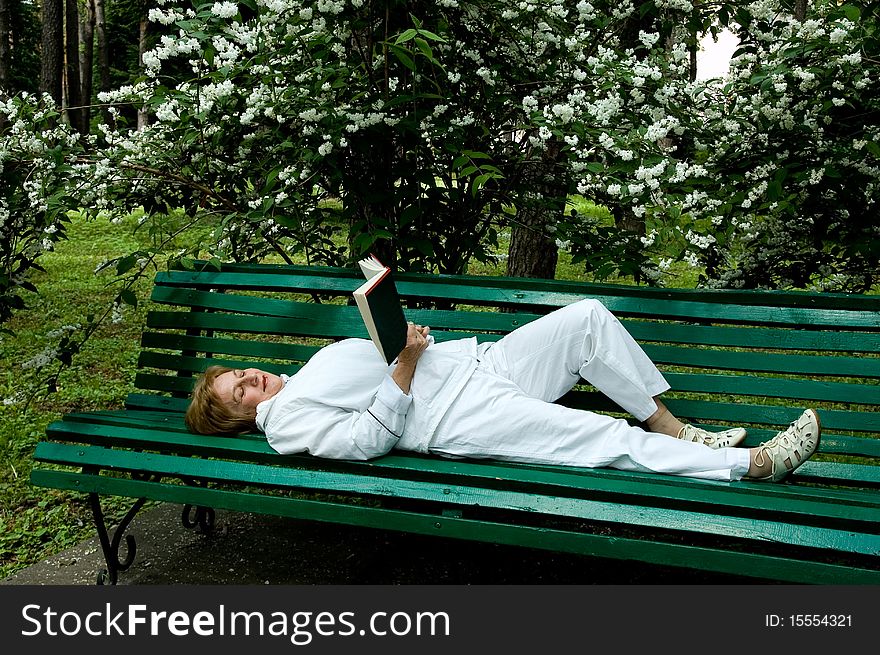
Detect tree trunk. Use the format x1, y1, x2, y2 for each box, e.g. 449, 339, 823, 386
0, 0, 10, 90
793, 0, 808, 21
611, 3, 658, 253
136, 17, 149, 129
343, 133, 398, 269
79, 0, 95, 131
40, 0, 64, 106
64, 0, 83, 132
94, 0, 109, 122
505, 140, 565, 280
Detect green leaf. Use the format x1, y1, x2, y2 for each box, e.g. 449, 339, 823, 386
115, 254, 137, 275
412, 237, 434, 256
865, 142, 880, 158
471, 173, 493, 197
394, 29, 419, 45
415, 38, 435, 62
390, 45, 416, 72
841, 4, 860, 20
416, 29, 447, 43
118, 289, 138, 308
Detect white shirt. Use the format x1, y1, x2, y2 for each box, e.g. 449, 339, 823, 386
255, 337, 480, 460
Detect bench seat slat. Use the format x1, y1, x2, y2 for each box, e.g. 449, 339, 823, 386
30, 470, 880, 584
34, 443, 880, 557
125, 393, 188, 412
42, 410, 880, 488
37, 425, 880, 526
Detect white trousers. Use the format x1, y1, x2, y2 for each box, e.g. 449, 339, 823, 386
429, 299, 751, 481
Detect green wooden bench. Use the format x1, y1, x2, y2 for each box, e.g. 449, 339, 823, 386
30, 263, 880, 584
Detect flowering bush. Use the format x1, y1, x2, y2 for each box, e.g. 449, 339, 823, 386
78, 0, 728, 277
0, 94, 85, 330
688, 2, 880, 290
3, 0, 877, 339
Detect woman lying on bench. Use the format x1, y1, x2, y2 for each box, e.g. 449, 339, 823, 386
185, 299, 820, 483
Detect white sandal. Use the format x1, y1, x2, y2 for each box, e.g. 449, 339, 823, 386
752, 409, 821, 482
676, 424, 747, 449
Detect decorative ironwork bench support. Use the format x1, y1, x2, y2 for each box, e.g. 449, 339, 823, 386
178, 477, 216, 534
88, 490, 150, 586
87, 472, 216, 584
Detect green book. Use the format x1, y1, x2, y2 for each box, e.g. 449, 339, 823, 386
353, 254, 408, 364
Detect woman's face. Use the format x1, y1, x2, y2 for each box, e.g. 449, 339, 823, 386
213, 368, 284, 417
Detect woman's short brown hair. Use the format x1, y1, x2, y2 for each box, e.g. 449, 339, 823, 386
185, 365, 257, 435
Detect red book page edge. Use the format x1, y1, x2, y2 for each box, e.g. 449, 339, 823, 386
363, 267, 391, 295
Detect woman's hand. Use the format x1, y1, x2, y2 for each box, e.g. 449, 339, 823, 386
391, 322, 430, 393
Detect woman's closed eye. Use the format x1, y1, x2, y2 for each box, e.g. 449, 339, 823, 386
233, 370, 244, 403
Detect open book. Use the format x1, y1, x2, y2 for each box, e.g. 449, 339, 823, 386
353, 254, 408, 364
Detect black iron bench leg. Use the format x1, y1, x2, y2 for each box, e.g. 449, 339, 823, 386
180, 478, 215, 535
181, 504, 215, 533
88, 491, 147, 586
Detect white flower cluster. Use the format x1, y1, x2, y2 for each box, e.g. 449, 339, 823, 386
22, 345, 60, 370
211, 2, 238, 19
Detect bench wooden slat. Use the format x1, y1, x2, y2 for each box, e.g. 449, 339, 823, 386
34, 443, 880, 558
52, 408, 880, 475
137, 352, 295, 376
162, 264, 880, 311
136, 347, 880, 406
661, 372, 880, 405
643, 344, 878, 379
43, 411, 880, 488
141, 332, 320, 362
623, 322, 880, 353
124, 393, 187, 412
143, 309, 875, 379
30, 470, 880, 584
150, 284, 880, 352
154, 270, 880, 327
38, 425, 880, 526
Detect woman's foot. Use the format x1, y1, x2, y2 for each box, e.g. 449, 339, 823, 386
746, 409, 821, 482
676, 424, 748, 449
